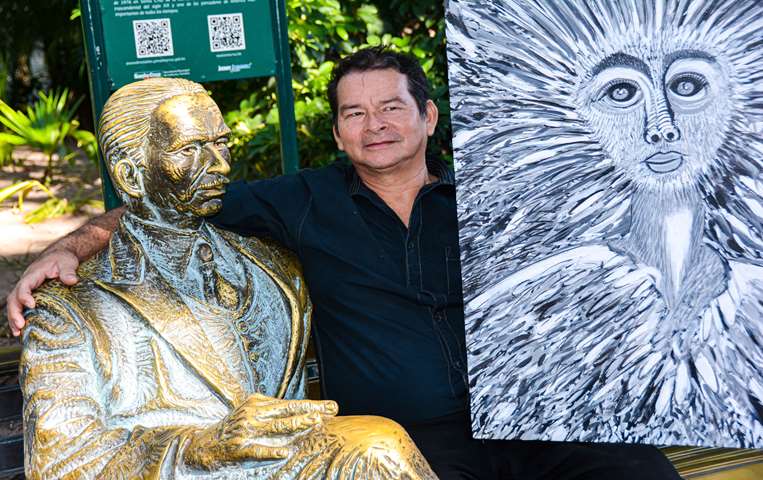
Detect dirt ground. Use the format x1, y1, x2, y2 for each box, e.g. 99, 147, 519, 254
0, 148, 103, 344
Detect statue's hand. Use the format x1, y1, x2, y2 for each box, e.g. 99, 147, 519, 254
184, 394, 338, 469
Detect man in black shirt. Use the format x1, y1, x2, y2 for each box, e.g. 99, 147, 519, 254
7, 47, 680, 479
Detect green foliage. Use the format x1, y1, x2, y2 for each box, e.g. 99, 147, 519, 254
0, 0, 88, 113
216, 0, 450, 181
0, 89, 97, 183
0, 179, 51, 211
0, 132, 26, 167
0, 89, 79, 156
0, 89, 100, 223
0, 179, 101, 224
23, 195, 103, 224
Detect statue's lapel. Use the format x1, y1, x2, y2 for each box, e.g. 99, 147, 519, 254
218, 228, 308, 399
95, 228, 247, 407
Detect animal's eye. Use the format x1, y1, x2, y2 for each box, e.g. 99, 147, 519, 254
607, 82, 637, 102
597, 80, 642, 109
669, 74, 706, 98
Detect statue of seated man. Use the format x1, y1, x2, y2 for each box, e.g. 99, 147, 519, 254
20, 78, 435, 480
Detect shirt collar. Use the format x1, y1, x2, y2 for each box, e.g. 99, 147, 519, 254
122, 211, 215, 275
347, 157, 454, 196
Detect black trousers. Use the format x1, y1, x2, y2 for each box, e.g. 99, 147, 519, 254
403, 412, 682, 480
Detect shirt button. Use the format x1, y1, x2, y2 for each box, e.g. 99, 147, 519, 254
198, 243, 213, 262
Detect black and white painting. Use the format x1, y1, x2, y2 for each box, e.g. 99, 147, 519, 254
446, 0, 763, 447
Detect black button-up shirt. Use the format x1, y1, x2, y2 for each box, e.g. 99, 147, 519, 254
211, 159, 467, 424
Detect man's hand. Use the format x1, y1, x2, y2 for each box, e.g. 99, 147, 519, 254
6, 249, 81, 336
184, 394, 338, 469
5, 206, 124, 337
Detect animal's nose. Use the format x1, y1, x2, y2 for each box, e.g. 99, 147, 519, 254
644, 92, 681, 144
645, 123, 681, 144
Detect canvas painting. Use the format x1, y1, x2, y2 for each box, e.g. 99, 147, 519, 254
446, 0, 763, 447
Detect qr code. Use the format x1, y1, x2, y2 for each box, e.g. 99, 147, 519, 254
133, 18, 174, 59
207, 13, 246, 52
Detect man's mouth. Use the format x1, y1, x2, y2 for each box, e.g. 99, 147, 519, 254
364, 140, 398, 149
644, 151, 683, 174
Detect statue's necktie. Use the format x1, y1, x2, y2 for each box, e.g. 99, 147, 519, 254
197, 242, 239, 310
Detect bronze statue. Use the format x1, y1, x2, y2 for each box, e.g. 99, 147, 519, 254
20, 78, 436, 479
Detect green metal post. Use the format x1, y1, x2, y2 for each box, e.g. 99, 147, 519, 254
270, 0, 300, 175
79, 0, 122, 210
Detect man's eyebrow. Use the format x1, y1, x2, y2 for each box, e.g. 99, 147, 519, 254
339, 97, 406, 113
592, 53, 651, 78
379, 96, 405, 105
339, 103, 362, 113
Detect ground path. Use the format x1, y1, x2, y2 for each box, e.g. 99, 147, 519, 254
0, 149, 102, 343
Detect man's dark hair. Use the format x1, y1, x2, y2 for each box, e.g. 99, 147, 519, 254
328, 46, 430, 126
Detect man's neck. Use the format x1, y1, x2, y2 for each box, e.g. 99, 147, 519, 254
354, 157, 433, 228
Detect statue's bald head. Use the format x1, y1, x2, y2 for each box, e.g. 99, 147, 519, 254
98, 78, 207, 201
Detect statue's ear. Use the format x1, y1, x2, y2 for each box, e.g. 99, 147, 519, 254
112, 155, 145, 199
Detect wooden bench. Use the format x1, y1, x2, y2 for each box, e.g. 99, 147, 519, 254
0, 344, 23, 479
664, 446, 763, 479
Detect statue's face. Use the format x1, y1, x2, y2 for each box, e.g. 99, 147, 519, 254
579, 50, 732, 190
144, 93, 232, 217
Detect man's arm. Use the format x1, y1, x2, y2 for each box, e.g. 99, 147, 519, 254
9, 172, 310, 336
5, 206, 125, 336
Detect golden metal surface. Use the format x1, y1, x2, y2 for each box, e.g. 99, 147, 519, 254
20, 78, 435, 479
664, 446, 763, 479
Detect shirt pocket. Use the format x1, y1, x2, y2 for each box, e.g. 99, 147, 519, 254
445, 245, 463, 297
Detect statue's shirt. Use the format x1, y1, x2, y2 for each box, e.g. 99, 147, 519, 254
122, 214, 292, 396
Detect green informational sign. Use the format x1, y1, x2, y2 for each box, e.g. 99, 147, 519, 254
80, 0, 299, 210
100, 0, 276, 88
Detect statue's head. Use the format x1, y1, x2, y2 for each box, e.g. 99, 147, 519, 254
99, 78, 232, 220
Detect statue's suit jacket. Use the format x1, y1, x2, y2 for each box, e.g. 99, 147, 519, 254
20, 221, 311, 479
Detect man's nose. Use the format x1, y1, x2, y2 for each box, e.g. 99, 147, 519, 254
204, 143, 231, 176
644, 91, 681, 144
364, 111, 387, 132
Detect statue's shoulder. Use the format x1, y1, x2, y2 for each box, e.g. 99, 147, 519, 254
212, 225, 303, 275
27, 251, 110, 328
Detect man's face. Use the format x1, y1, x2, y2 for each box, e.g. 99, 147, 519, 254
579, 48, 732, 191
333, 68, 437, 172
144, 93, 232, 217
